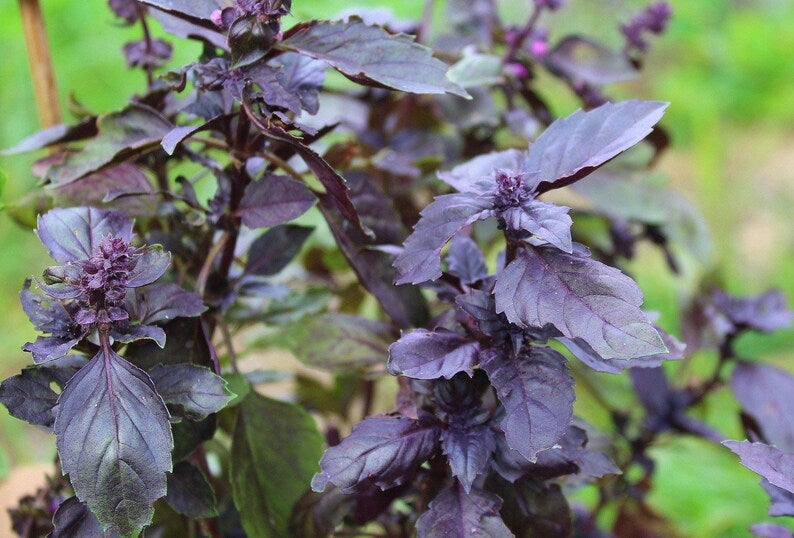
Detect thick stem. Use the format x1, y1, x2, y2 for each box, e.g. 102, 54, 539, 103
18, 0, 62, 128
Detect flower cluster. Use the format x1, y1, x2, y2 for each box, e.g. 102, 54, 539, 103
493, 169, 531, 210
621, 2, 673, 53
211, 0, 291, 29
71, 235, 138, 327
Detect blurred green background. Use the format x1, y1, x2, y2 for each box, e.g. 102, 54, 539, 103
0, 0, 792, 536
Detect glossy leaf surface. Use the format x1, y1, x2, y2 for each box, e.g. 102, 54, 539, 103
481, 346, 575, 462
231, 390, 324, 537
279, 18, 467, 97
495, 246, 665, 361
388, 329, 479, 379
54, 347, 173, 537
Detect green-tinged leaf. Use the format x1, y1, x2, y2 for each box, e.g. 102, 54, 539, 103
572, 166, 669, 224
166, 461, 218, 518
150, 363, 234, 421
4, 188, 54, 228
230, 391, 324, 537
265, 313, 394, 371
223, 374, 252, 408
54, 347, 173, 537
278, 18, 468, 97
44, 104, 173, 186
447, 52, 503, 88
52, 163, 158, 217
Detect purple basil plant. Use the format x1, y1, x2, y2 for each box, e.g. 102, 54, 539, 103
1, 0, 791, 536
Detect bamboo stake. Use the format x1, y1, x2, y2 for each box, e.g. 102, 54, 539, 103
18, 0, 62, 128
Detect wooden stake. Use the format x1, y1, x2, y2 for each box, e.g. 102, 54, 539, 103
18, 0, 62, 128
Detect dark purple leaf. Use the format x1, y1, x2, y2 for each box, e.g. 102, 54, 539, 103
125, 318, 211, 370
147, 7, 227, 49
527, 100, 668, 193
126, 245, 171, 287
447, 235, 488, 285
238, 174, 316, 229
24, 336, 82, 365
53, 163, 157, 217
149, 363, 233, 420
231, 390, 325, 537
751, 523, 794, 538
274, 52, 326, 115
51, 496, 103, 538
442, 423, 496, 493
278, 18, 467, 97
714, 289, 793, 334
0, 365, 78, 427
559, 325, 683, 373
732, 362, 794, 451
245, 224, 313, 276
268, 313, 393, 371
491, 478, 572, 538
44, 104, 173, 186
262, 127, 367, 235
437, 149, 525, 195
166, 461, 218, 518
724, 441, 794, 494
481, 346, 575, 462
111, 323, 166, 347
494, 245, 665, 361
455, 289, 505, 337
245, 63, 304, 114
630, 366, 674, 420
394, 193, 493, 284
415, 484, 512, 537
388, 329, 480, 379
37, 207, 133, 263
545, 36, 636, 86
312, 415, 439, 493
161, 118, 221, 155
289, 488, 356, 538
1, 118, 97, 155
500, 200, 573, 253
494, 424, 618, 482
54, 346, 172, 536
139, 0, 223, 20
229, 14, 278, 68
123, 38, 173, 69
131, 282, 207, 325
762, 480, 794, 517
318, 193, 428, 328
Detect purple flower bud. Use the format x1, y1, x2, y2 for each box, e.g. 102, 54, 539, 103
210, 9, 224, 27
622, 2, 672, 53
493, 169, 531, 210
530, 39, 549, 57
506, 62, 530, 79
